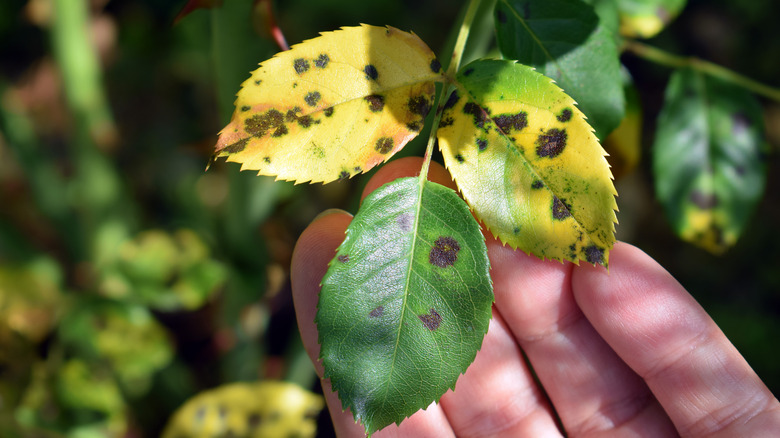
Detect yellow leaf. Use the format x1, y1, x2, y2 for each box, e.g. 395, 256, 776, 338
438, 60, 617, 266
213, 25, 444, 183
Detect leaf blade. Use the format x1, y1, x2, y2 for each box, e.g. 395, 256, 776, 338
214, 25, 444, 183
653, 68, 768, 253
438, 59, 617, 265
495, 0, 625, 139
317, 177, 493, 434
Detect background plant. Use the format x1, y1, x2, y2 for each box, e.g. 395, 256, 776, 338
0, 0, 778, 437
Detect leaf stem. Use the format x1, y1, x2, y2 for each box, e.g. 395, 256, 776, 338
420, 0, 482, 180
624, 40, 780, 103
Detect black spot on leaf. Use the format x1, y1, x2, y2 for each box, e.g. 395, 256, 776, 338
463, 102, 490, 132
408, 96, 432, 117
314, 53, 329, 68
324, 107, 334, 117
254, 79, 262, 85
476, 138, 488, 151
285, 106, 302, 122
364, 64, 378, 80
552, 196, 572, 220
536, 128, 567, 158
304, 91, 321, 107
690, 190, 719, 209
513, 227, 520, 234
493, 112, 528, 133
224, 138, 249, 154
245, 109, 287, 138
463, 67, 474, 76
294, 58, 310, 74
584, 245, 604, 265
455, 154, 465, 163
375, 137, 394, 154
419, 309, 442, 331
369, 306, 384, 318
240, 105, 251, 112
339, 170, 350, 180
557, 108, 573, 122
364, 94, 385, 112
439, 117, 454, 128
337, 254, 349, 263
443, 90, 460, 110
247, 412, 261, 429
297, 115, 316, 128
429, 236, 460, 268
430, 59, 441, 73
407, 121, 422, 132
531, 180, 544, 189
263, 156, 271, 164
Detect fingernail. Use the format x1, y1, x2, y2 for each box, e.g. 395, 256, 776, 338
312, 208, 352, 223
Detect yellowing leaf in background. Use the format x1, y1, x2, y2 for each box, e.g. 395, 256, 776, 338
213, 25, 444, 183
438, 60, 617, 266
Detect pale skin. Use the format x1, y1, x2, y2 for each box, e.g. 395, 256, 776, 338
291, 157, 780, 437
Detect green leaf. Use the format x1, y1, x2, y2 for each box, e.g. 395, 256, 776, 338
213, 25, 444, 183
653, 68, 768, 254
494, 0, 625, 139
438, 59, 617, 266
318, 177, 493, 434
615, 0, 687, 38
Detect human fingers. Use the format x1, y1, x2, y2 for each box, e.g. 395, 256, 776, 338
572, 242, 780, 436
290, 157, 457, 437
488, 241, 677, 436
439, 309, 564, 437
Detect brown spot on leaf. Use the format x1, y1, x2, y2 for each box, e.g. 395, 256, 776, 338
224, 138, 249, 154
408, 96, 432, 117
690, 190, 719, 209
245, 109, 287, 138
314, 53, 329, 68
493, 112, 528, 134
364, 94, 385, 112
430, 236, 460, 268
418, 309, 442, 331
536, 128, 567, 158
294, 58, 310, 74
463, 102, 490, 132
584, 245, 604, 265
375, 137, 394, 154
304, 91, 321, 107
337, 254, 349, 263
430, 59, 442, 73
552, 196, 572, 220
364, 64, 378, 80
369, 306, 384, 318
557, 108, 573, 122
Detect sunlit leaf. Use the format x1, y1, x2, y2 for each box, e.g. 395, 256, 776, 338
653, 68, 767, 254
318, 177, 493, 434
438, 59, 617, 265
213, 25, 444, 183
495, 0, 625, 139
162, 381, 324, 438
615, 0, 686, 38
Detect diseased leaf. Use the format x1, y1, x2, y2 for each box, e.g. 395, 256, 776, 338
438, 59, 617, 266
213, 25, 444, 183
653, 68, 767, 254
318, 177, 493, 434
615, 0, 686, 38
495, 0, 625, 139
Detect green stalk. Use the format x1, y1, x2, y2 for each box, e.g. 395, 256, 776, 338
419, 0, 482, 181
625, 40, 780, 103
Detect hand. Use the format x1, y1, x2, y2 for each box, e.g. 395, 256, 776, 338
290, 157, 780, 437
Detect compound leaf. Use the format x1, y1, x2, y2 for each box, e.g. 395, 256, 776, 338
495, 0, 625, 139
318, 177, 493, 435
653, 68, 768, 254
438, 59, 617, 266
213, 25, 444, 183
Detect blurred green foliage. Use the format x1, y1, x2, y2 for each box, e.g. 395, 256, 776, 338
0, 0, 778, 436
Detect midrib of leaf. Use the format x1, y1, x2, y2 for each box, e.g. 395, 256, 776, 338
498, 0, 574, 88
